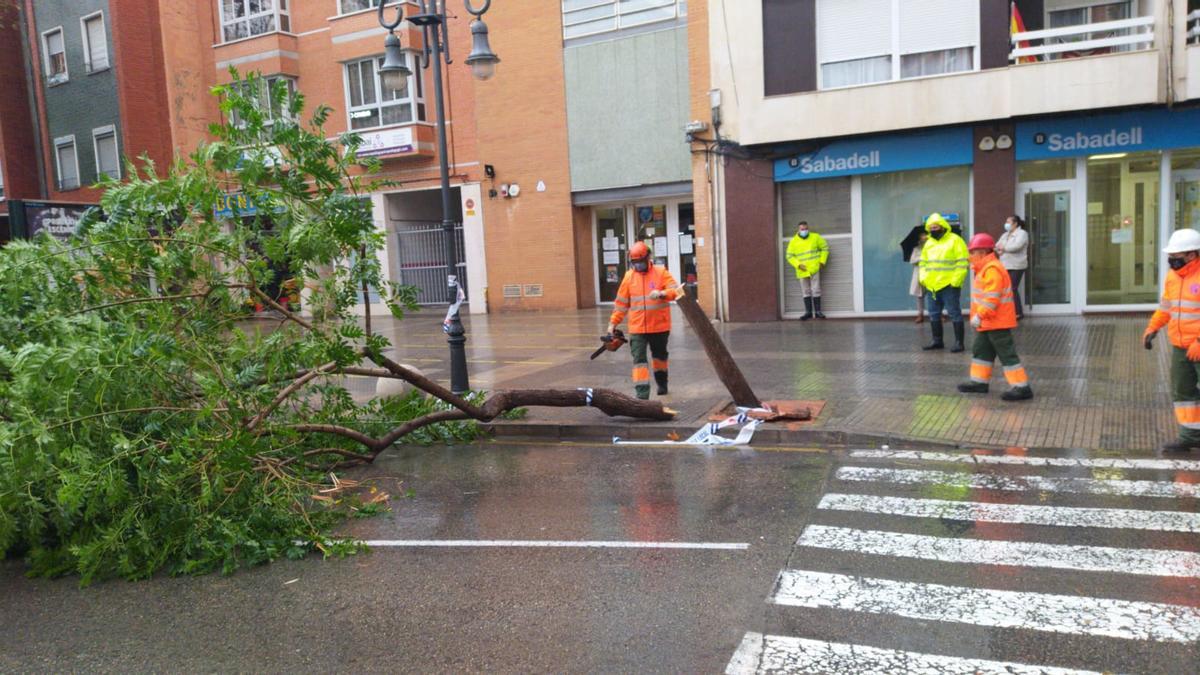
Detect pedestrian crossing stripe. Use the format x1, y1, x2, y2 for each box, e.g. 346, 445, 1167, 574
819, 492, 1200, 532
836, 466, 1200, 498
850, 449, 1200, 471
796, 524, 1200, 577
725, 633, 1100, 675
771, 570, 1200, 643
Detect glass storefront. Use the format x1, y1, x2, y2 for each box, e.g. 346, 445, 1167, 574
591, 201, 694, 304
861, 166, 971, 312
1085, 152, 1160, 306
1174, 150, 1200, 231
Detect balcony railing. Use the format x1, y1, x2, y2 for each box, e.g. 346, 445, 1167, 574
1010, 15, 1154, 63
1189, 10, 1200, 46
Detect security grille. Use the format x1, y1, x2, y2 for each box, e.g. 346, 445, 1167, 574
393, 220, 468, 306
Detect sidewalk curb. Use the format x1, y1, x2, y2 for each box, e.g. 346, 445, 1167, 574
482, 420, 975, 450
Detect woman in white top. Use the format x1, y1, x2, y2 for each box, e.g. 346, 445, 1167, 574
994, 214, 1028, 319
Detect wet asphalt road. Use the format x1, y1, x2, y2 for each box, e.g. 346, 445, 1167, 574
1, 441, 1198, 673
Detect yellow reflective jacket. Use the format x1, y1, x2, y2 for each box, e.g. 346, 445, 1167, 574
786, 232, 829, 279
919, 232, 969, 291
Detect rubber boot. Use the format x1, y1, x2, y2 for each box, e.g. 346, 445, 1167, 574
950, 321, 966, 353
923, 320, 944, 350
654, 370, 668, 396
800, 297, 814, 321
1160, 439, 1200, 455
957, 381, 989, 394
814, 297, 826, 319
1001, 386, 1033, 401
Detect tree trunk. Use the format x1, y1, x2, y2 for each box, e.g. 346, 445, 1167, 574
675, 294, 762, 408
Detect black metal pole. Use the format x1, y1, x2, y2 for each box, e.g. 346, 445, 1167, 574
428, 10, 469, 394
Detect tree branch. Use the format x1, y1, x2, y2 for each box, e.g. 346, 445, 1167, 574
245, 360, 337, 431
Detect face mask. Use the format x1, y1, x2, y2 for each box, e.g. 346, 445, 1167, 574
929, 228, 945, 239
632, 260, 649, 273
1003, 222, 1012, 232
1169, 257, 1189, 271
798, 230, 809, 238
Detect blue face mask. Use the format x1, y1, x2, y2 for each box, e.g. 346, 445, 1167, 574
632, 260, 649, 273
798, 230, 809, 238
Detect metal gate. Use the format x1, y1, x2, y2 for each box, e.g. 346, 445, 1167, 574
394, 220, 468, 306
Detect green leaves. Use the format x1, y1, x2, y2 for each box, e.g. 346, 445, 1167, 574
0, 67, 484, 585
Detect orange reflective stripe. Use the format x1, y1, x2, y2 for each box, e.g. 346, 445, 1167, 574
969, 359, 992, 383
1003, 364, 1029, 387
631, 366, 651, 382
651, 358, 669, 371
1174, 402, 1200, 429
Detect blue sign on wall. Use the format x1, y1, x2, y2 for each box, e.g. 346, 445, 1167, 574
1016, 107, 1200, 160
774, 126, 973, 182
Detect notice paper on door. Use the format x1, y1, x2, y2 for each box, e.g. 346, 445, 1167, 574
1111, 228, 1134, 244
654, 236, 668, 254
602, 236, 619, 251
679, 234, 694, 254
603, 251, 619, 264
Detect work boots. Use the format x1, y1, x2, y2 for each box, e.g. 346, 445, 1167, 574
923, 320, 945, 350
1001, 386, 1034, 401
655, 370, 669, 396
801, 297, 814, 321
950, 321, 966, 353
957, 382, 989, 394
814, 297, 826, 319
1160, 440, 1200, 455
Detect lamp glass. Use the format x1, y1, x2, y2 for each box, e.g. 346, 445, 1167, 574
469, 59, 497, 81
380, 66, 408, 92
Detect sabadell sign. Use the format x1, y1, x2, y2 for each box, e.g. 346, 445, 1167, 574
1017, 107, 1200, 160
775, 127, 972, 182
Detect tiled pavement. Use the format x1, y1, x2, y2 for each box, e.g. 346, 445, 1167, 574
358, 306, 1176, 451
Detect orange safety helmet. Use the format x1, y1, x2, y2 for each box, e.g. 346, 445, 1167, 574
629, 241, 651, 261
968, 233, 996, 251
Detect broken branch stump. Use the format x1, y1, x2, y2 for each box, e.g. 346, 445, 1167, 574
674, 294, 762, 408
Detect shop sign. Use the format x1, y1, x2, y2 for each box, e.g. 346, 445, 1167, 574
357, 126, 415, 158
214, 192, 261, 218
1016, 107, 1200, 160
775, 126, 972, 182
25, 202, 91, 241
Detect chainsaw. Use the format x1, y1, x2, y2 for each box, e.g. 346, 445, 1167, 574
589, 328, 627, 360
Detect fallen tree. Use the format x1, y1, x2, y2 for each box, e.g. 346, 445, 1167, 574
0, 71, 670, 584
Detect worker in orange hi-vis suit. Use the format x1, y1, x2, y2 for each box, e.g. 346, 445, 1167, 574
1144, 228, 1200, 454
608, 242, 682, 400
956, 233, 1033, 402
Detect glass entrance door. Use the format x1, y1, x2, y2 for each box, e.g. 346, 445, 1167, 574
1175, 170, 1200, 231
1025, 190, 1071, 307
593, 201, 688, 304
594, 207, 627, 303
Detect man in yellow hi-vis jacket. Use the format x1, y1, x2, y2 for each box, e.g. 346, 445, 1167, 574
786, 221, 830, 320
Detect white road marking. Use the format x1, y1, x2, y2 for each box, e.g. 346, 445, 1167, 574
360, 539, 750, 550
725, 632, 1100, 675
819, 493, 1200, 532
772, 570, 1200, 643
796, 524, 1200, 577
850, 449, 1200, 471
836, 466, 1200, 498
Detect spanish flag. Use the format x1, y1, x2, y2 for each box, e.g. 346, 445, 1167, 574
1011, 2, 1037, 63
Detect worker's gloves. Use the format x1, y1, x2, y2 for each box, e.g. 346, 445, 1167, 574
797, 264, 807, 272
1188, 341, 1200, 362
970, 315, 982, 329
648, 290, 667, 300
1143, 330, 1157, 350
607, 324, 619, 336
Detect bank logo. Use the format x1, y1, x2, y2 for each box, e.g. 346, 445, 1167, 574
798, 150, 881, 175
1035, 127, 1144, 152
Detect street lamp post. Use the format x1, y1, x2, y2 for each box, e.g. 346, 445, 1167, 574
378, 0, 499, 395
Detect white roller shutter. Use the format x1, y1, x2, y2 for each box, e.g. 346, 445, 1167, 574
899, 0, 978, 54
782, 236, 854, 316
779, 179, 854, 316
816, 0, 892, 63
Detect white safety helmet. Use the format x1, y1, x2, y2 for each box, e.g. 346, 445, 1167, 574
1163, 228, 1200, 254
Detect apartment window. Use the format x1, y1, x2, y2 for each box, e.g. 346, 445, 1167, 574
42, 28, 68, 84
344, 55, 424, 131
219, 0, 291, 42
230, 76, 297, 128
816, 0, 978, 89
339, 0, 382, 14
55, 136, 80, 191
562, 0, 688, 40
1047, 1, 1133, 57
93, 126, 120, 180
81, 12, 109, 72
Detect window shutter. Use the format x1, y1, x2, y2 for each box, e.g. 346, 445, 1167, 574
816, 0, 891, 64
47, 30, 64, 55
86, 18, 107, 67
898, 0, 978, 54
